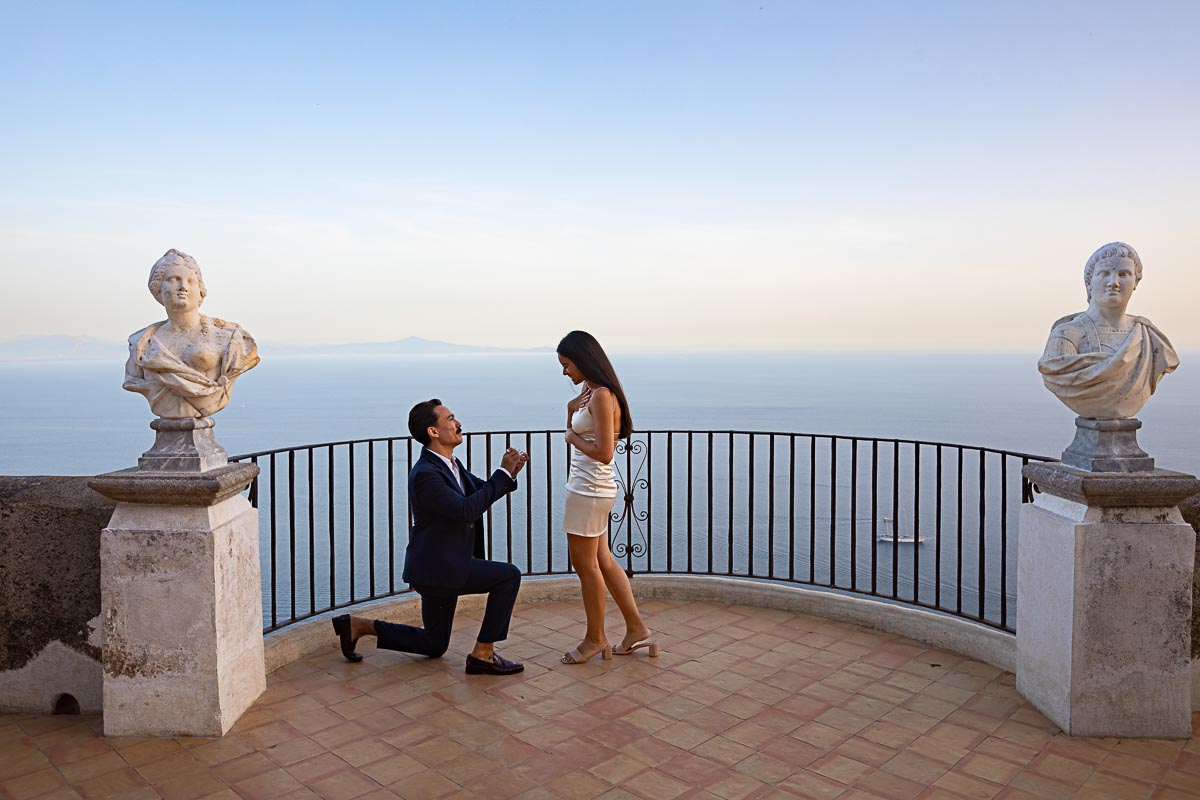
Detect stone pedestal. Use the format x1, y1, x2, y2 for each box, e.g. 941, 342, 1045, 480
1061, 417, 1154, 473
139, 417, 229, 473
89, 450, 263, 737
1018, 462, 1198, 738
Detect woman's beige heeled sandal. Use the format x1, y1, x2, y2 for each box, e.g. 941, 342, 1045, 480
613, 639, 659, 657
561, 644, 613, 664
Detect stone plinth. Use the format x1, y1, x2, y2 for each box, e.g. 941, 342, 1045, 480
1061, 417, 1154, 473
1018, 462, 1198, 738
139, 417, 228, 473
89, 462, 264, 737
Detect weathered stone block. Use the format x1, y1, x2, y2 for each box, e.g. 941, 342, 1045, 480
100, 494, 265, 736
1018, 492, 1194, 738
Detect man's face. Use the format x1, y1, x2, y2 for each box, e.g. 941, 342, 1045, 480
429, 405, 464, 449
1090, 256, 1137, 310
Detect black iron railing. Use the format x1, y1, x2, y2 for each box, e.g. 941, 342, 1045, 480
232, 431, 1052, 635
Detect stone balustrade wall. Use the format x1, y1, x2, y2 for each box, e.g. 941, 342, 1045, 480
1181, 494, 1200, 659
0, 476, 112, 713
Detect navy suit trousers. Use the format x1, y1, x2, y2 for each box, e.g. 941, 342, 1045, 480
374, 558, 521, 657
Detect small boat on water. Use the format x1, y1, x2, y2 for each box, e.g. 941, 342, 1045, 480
877, 515, 927, 544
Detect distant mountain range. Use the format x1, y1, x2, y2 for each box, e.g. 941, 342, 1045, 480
0, 335, 549, 362
268, 336, 551, 357
0, 335, 126, 362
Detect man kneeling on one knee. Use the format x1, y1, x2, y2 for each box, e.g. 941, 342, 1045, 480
333, 398, 529, 675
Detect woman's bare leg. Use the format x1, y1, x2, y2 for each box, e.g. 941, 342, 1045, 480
567, 533, 609, 656
596, 534, 650, 650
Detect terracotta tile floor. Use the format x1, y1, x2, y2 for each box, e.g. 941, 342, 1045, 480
4, 598, 1200, 800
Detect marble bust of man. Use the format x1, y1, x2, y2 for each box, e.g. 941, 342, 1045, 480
1038, 242, 1178, 419
123, 249, 259, 418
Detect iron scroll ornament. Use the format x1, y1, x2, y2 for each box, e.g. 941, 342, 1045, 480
609, 436, 649, 560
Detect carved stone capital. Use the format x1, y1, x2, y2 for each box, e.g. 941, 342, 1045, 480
1023, 461, 1200, 508
88, 463, 259, 508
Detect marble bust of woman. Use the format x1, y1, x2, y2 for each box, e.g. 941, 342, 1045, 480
1038, 242, 1178, 419
123, 249, 259, 418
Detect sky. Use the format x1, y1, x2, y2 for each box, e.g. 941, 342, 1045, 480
1, 1, 1198, 353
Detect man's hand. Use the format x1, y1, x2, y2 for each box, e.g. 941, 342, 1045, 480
501, 447, 529, 478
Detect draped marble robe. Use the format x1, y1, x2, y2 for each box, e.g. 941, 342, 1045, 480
1038, 312, 1179, 419
123, 317, 259, 418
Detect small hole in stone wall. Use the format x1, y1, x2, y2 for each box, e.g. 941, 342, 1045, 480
52, 694, 81, 715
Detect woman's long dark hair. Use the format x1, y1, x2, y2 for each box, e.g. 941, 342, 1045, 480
557, 330, 633, 440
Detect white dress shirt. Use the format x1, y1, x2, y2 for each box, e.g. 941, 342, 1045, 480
430, 451, 511, 492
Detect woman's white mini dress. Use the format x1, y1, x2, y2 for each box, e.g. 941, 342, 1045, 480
563, 405, 618, 537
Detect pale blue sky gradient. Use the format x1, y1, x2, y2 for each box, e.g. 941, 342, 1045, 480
2, 1, 1197, 351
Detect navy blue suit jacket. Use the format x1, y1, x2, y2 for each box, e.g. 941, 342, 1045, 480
402, 447, 517, 590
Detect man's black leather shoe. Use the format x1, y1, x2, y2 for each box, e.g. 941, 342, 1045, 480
465, 653, 524, 675
332, 614, 363, 663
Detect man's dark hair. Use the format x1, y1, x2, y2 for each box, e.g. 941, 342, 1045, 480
408, 398, 442, 445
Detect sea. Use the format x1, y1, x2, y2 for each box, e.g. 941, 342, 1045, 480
3, 352, 1196, 627
1, 352, 1196, 476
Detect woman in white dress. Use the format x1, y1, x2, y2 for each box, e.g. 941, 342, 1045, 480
557, 331, 658, 664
